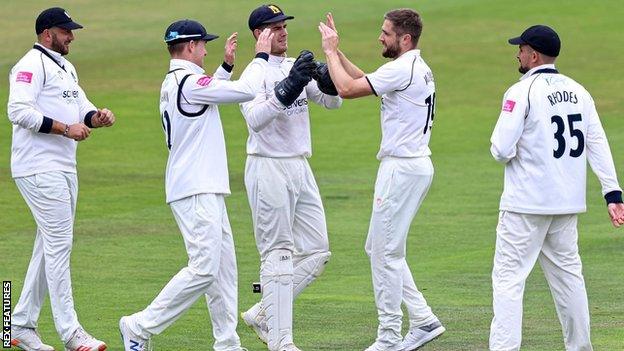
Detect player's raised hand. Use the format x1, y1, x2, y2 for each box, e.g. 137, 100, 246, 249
325, 12, 338, 33
255, 28, 273, 55
94, 108, 115, 128
224, 32, 237, 66
608, 203, 624, 227
318, 22, 339, 55
66, 123, 91, 141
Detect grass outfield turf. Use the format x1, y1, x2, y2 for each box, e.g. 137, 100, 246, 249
1, 0, 623, 350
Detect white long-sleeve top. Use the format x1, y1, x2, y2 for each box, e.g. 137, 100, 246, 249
239, 54, 342, 157
490, 64, 621, 214
7, 44, 97, 178
160, 57, 268, 203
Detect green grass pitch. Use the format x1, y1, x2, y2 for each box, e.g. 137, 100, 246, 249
1, 1, 623, 350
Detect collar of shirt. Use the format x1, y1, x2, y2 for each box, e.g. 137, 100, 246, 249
519, 63, 556, 81
268, 54, 287, 66
396, 49, 421, 61
34, 42, 66, 67
169, 59, 205, 74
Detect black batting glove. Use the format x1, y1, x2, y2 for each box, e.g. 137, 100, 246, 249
311, 61, 338, 96
274, 50, 317, 106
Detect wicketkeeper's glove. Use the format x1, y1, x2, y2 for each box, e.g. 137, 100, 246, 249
311, 61, 338, 96
274, 50, 316, 107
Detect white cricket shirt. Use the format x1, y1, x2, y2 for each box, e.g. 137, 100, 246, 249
366, 49, 436, 160
491, 64, 622, 214
160, 58, 267, 203
7, 44, 97, 178
239, 54, 342, 157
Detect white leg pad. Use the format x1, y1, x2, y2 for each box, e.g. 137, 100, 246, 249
293, 251, 331, 298
261, 249, 294, 351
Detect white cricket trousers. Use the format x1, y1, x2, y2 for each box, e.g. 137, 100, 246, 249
244, 156, 330, 350
126, 194, 241, 351
245, 155, 329, 259
12, 171, 80, 342
365, 157, 438, 348
490, 211, 592, 351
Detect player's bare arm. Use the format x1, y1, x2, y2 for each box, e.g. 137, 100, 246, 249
319, 22, 372, 98
324, 13, 365, 79
48, 119, 91, 141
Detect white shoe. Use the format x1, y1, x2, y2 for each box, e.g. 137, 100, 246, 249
399, 321, 445, 351
64, 327, 106, 351
241, 309, 268, 344
119, 316, 149, 351
10, 326, 54, 351
279, 343, 302, 351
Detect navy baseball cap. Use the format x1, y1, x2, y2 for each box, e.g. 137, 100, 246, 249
508, 25, 561, 57
164, 19, 219, 45
248, 4, 294, 31
35, 7, 83, 34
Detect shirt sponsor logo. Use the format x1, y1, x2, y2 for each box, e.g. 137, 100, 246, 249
15, 71, 33, 83
197, 76, 213, 86
62, 90, 79, 99
282, 97, 308, 116
503, 100, 516, 112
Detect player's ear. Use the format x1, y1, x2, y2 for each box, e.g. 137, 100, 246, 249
532, 50, 540, 63
401, 33, 413, 48
253, 28, 262, 40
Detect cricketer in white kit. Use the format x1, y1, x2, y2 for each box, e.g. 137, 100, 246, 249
319, 10, 445, 351
239, 4, 342, 351
489, 25, 624, 351
8, 7, 115, 351
118, 20, 273, 351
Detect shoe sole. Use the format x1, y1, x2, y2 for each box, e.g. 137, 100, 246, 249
404, 326, 446, 351
240, 312, 267, 345
64, 345, 106, 351
11, 338, 55, 351
64, 346, 106, 351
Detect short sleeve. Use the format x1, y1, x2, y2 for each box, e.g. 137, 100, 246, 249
366, 61, 410, 96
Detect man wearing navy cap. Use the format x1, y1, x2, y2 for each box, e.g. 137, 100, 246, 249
118, 19, 273, 351
489, 25, 624, 350
8, 7, 115, 351
239, 4, 342, 351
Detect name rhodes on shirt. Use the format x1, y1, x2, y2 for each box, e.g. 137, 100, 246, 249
547, 90, 578, 106
281, 97, 308, 117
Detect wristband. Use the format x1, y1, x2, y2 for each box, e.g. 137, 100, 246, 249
605, 190, 623, 204
221, 61, 234, 73
62, 124, 70, 137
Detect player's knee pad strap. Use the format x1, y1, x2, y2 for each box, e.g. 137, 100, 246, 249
293, 250, 331, 298
261, 249, 294, 350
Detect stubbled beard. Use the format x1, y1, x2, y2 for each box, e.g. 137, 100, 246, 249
51, 33, 69, 55
272, 42, 287, 56
518, 65, 529, 74
382, 43, 400, 58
